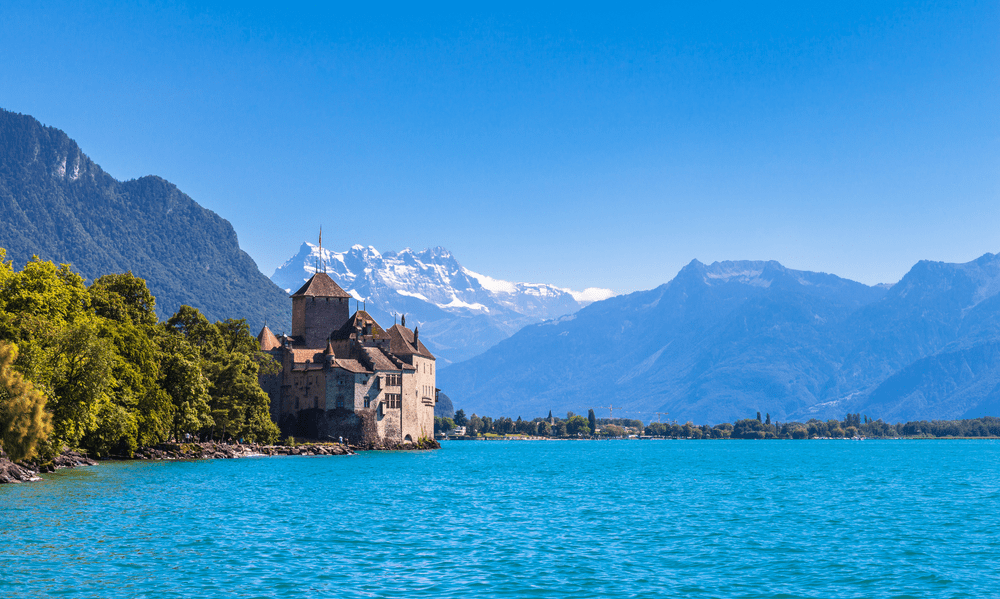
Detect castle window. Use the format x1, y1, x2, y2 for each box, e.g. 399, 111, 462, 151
364, 398, 371, 408
336, 396, 345, 409
313, 399, 318, 409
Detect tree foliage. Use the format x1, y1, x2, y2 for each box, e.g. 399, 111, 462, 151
0, 342, 51, 461
0, 250, 282, 458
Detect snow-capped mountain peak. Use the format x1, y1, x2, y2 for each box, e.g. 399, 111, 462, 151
271, 242, 615, 365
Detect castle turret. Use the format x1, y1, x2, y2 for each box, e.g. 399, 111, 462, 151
257, 324, 281, 351
291, 272, 351, 348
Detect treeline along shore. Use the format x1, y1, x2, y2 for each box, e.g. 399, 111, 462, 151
0, 250, 397, 484
437, 409, 1000, 440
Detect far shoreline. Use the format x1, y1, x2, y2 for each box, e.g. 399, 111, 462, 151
439, 435, 1000, 441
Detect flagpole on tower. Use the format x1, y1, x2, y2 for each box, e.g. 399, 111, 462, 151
318, 226, 324, 273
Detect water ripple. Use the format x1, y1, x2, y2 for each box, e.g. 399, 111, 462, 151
3, 440, 1000, 598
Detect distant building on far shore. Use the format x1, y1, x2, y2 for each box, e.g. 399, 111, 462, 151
257, 271, 436, 446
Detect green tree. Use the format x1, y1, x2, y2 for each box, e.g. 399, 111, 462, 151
162, 308, 279, 444
733, 418, 766, 439
47, 319, 115, 448
645, 422, 668, 436
0, 252, 283, 453
602, 424, 625, 437
0, 255, 120, 452
80, 273, 170, 455
89, 272, 157, 327
0, 342, 51, 461
587, 409, 597, 436
566, 414, 590, 436
467, 414, 483, 436
516, 417, 536, 436
453, 409, 468, 427
160, 344, 213, 440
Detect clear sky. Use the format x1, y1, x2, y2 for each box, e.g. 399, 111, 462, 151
1, 1, 997, 293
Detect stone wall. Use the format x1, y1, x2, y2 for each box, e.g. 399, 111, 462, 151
292, 296, 349, 348
316, 408, 380, 447
402, 355, 436, 442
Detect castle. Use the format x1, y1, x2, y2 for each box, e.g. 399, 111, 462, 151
256, 271, 437, 445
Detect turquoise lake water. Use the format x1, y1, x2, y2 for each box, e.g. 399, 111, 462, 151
2, 440, 999, 598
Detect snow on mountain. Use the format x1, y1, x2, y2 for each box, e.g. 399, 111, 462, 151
271, 242, 615, 365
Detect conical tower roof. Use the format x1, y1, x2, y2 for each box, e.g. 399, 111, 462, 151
257, 325, 281, 351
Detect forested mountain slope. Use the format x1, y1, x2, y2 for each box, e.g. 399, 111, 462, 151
0, 108, 289, 330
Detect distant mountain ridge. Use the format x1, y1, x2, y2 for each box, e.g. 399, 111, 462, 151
439, 254, 1000, 424
271, 242, 614, 365
0, 108, 290, 330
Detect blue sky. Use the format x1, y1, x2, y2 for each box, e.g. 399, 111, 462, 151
1, 1, 997, 293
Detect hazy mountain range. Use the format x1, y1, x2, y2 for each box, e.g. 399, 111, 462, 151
438, 255, 1000, 424
0, 108, 290, 331
271, 242, 614, 365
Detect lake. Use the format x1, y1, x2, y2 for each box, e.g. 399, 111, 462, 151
2, 440, 999, 598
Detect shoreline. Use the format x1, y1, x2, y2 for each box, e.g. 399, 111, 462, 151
0, 438, 441, 485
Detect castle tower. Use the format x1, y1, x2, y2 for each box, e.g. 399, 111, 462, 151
291, 272, 352, 348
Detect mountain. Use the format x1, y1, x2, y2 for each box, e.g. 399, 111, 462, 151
439, 254, 1000, 424
270, 242, 614, 365
832, 254, 1000, 421
0, 108, 290, 331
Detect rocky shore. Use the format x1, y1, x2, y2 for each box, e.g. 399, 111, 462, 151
132, 437, 440, 459
1, 437, 440, 485
133, 441, 355, 460
0, 450, 97, 484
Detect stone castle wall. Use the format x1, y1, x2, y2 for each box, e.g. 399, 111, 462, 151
292, 296, 349, 348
